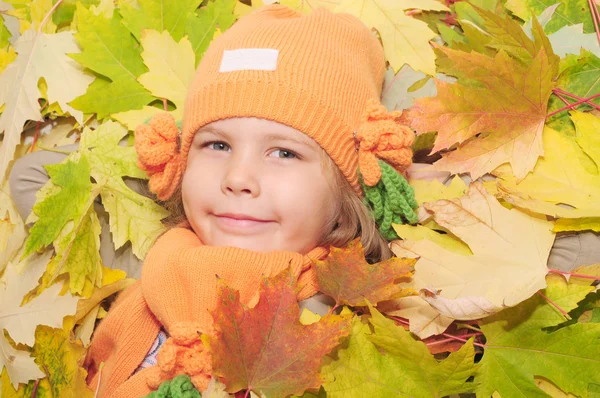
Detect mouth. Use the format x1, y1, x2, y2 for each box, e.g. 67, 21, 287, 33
213, 213, 274, 231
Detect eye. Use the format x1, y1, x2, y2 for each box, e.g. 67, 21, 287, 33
204, 141, 230, 151
270, 149, 298, 159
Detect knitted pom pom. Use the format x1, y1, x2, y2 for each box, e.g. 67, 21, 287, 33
360, 160, 418, 240
355, 98, 414, 187
146, 322, 212, 393
143, 374, 201, 398
135, 113, 183, 200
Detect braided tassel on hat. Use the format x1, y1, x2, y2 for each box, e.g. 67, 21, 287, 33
135, 113, 183, 201
355, 98, 418, 239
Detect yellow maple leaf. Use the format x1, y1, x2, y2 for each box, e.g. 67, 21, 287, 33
333, 0, 448, 75
137, 30, 196, 122
32, 326, 94, 398
0, 181, 26, 273
495, 112, 600, 231
391, 183, 555, 338
0, 28, 94, 183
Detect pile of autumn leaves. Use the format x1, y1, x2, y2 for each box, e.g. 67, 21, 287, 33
1, 0, 600, 397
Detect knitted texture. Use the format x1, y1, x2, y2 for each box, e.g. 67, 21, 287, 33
85, 227, 329, 397
143, 375, 200, 398
355, 98, 414, 187
132, 4, 390, 199
135, 113, 182, 200
360, 161, 418, 240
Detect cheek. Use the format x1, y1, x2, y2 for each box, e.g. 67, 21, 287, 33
269, 169, 335, 226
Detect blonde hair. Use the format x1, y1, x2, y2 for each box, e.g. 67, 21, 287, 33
162, 149, 393, 263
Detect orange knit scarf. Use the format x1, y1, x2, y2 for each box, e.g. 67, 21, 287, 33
138, 227, 328, 391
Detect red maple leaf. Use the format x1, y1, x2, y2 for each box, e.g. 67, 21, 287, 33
209, 268, 351, 398
314, 239, 416, 307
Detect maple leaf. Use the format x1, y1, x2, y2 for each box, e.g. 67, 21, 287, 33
0, 252, 73, 388
495, 113, 600, 232
31, 326, 95, 398
546, 50, 600, 134
475, 274, 600, 397
209, 267, 351, 397
391, 183, 555, 338
314, 239, 416, 307
119, 0, 202, 42
22, 121, 166, 293
188, 0, 237, 63
408, 17, 559, 180
1, 369, 51, 398
137, 30, 196, 121
0, 28, 93, 183
321, 306, 477, 397
506, 0, 599, 35
70, 4, 154, 119
329, 0, 449, 75
0, 181, 26, 273
22, 153, 93, 259
79, 120, 168, 258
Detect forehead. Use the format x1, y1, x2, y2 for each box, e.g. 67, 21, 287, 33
196, 117, 317, 146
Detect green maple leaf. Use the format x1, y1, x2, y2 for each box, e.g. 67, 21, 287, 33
42, 206, 103, 294
547, 50, 600, 135
120, 0, 202, 42
70, 4, 153, 118
23, 154, 93, 258
506, 0, 600, 34
187, 0, 237, 64
79, 120, 168, 259
322, 306, 477, 397
475, 274, 600, 397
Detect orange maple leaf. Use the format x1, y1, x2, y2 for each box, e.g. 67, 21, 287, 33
408, 20, 559, 180
314, 239, 416, 307
209, 268, 351, 398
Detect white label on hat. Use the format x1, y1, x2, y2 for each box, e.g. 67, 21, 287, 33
219, 48, 279, 72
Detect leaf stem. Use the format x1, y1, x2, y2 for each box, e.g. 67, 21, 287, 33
28, 121, 42, 153
537, 291, 571, 319
553, 88, 600, 111
35, 145, 73, 154
244, 389, 251, 398
94, 363, 104, 398
162, 98, 168, 111
546, 93, 600, 118
38, 0, 63, 33
548, 269, 600, 281
588, 0, 600, 48
32, 380, 39, 398
425, 332, 484, 347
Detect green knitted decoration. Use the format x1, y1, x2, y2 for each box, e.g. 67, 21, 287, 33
143, 374, 201, 398
359, 160, 418, 240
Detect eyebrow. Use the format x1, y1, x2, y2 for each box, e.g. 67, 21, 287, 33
197, 126, 316, 149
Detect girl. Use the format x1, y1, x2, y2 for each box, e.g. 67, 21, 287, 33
83, 4, 416, 397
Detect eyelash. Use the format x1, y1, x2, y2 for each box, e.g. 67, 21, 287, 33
201, 141, 300, 160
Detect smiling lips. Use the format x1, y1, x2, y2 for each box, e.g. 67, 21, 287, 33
214, 213, 273, 231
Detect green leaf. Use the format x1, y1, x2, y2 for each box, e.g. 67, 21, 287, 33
23, 153, 93, 258
475, 275, 600, 397
70, 74, 154, 120
0, 19, 11, 49
42, 206, 103, 294
53, 0, 99, 27
547, 50, 600, 135
79, 121, 168, 258
187, 0, 237, 64
119, 0, 202, 42
506, 0, 600, 34
71, 5, 147, 81
322, 308, 476, 397
70, 3, 153, 118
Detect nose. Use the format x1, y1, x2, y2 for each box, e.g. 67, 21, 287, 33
221, 155, 260, 197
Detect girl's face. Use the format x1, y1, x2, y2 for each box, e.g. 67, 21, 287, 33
182, 117, 337, 254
